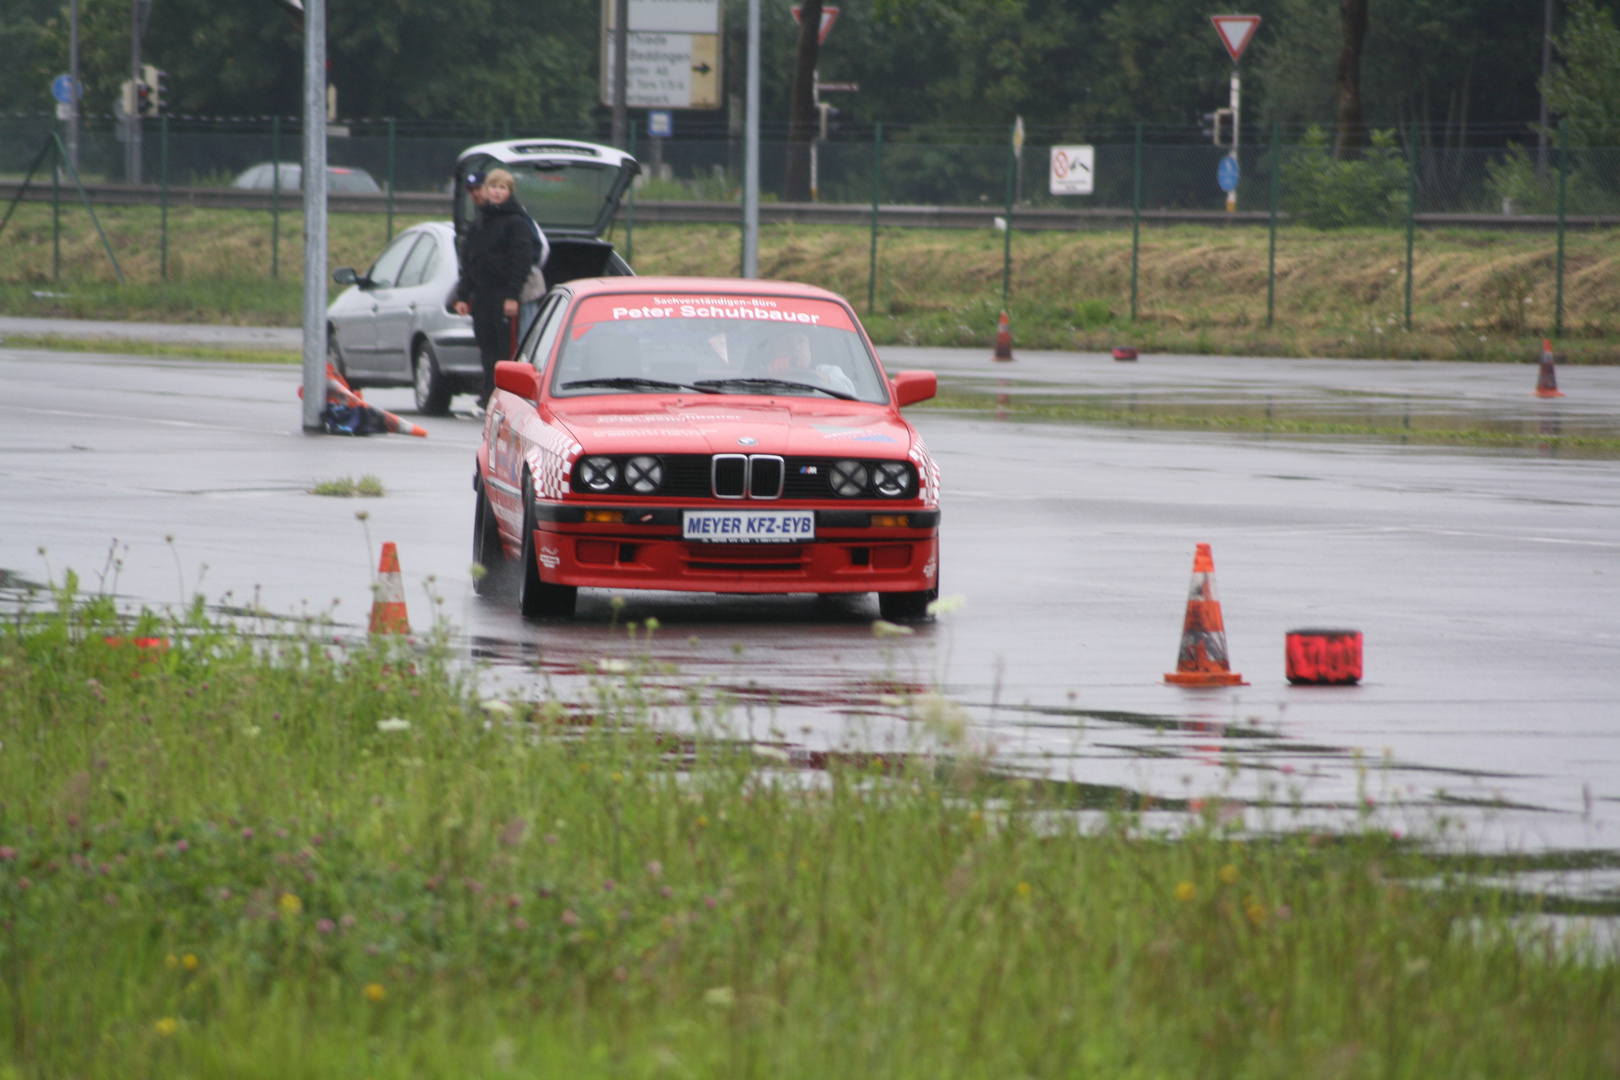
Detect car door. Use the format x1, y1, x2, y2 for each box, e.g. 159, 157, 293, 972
489, 291, 568, 549
373, 232, 435, 376
342, 233, 419, 375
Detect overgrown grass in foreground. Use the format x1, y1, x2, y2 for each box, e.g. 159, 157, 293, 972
1, 585, 1616, 1078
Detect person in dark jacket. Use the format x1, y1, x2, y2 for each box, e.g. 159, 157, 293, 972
454, 168, 533, 408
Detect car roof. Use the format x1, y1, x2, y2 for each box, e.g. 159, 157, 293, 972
455, 138, 636, 171
562, 277, 852, 304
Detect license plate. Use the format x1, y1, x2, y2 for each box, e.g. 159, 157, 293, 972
681, 509, 815, 543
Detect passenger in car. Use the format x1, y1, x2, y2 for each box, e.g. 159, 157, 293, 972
453, 168, 534, 408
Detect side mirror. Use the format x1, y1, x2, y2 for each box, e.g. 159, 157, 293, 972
494, 360, 539, 401
890, 370, 937, 408
333, 267, 359, 286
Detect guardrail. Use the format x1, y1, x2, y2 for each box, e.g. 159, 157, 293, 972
4, 181, 1617, 232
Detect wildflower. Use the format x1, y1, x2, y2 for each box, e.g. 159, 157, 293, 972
154, 1017, 179, 1037
871, 619, 914, 638
695, 815, 709, 829
1175, 881, 1197, 903
0, 847, 15, 862
317, 919, 335, 935
1219, 864, 1239, 885
1016, 881, 1032, 899
479, 699, 514, 716
603, 879, 616, 892
376, 718, 410, 733
363, 983, 387, 1003
660, 885, 674, 899
279, 893, 303, 916
646, 860, 663, 878
544, 833, 559, 846
613, 966, 628, 982
175, 840, 189, 854
241, 827, 255, 841
702, 986, 735, 1008
704, 895, 717, 909
1274, 903, 1293, 921
181, 954, 199, 971
926, 594, 966, 617
512, 917, 529, 931
561, 909, 579, 927
165, 954, 179, 970
341, 914, 356, 929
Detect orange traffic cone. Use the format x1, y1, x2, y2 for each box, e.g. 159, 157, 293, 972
298, 363, 429, 437
1164, 543, 1247, 687
992, 311, 1014, 362
369, 542, 410, 635
1534, 339, 1564, 398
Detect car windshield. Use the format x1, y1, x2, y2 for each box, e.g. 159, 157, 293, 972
550, 293, 889, 404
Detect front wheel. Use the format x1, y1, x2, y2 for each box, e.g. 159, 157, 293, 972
413, 338, 452, 416
518, 484, 577, 619
877, 555, 939, 622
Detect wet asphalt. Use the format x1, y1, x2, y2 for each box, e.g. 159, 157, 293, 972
2, 342, 1617, 858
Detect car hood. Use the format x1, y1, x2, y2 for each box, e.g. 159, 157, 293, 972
547, 398, 913, 458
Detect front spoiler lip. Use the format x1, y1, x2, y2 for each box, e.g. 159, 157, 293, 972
533, 503, 939, 529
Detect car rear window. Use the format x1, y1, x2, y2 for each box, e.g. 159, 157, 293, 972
550, 293, 888, 403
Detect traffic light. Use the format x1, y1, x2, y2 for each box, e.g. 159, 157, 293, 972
1201, 108, 1235, 148
140, 64, 164, 116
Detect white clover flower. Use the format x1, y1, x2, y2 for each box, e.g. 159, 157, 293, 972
376, 718, 411, 733
871, 619, 914, 638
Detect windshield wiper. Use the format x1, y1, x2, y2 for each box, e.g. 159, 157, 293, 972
692, 377, 858, 401
562, 377, 718, 394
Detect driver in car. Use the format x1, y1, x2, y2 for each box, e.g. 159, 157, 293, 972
754, 328, 858, 395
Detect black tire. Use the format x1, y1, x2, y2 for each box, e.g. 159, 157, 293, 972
472, 479, 508, 597
413, 338, 452, 416
877, 554, 939, 622
518, 482, 577, 619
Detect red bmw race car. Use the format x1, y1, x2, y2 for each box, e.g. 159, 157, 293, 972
473, 277, 941, 621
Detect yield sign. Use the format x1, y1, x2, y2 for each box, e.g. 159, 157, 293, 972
790, 5, 840, 43
1210, 15, 1261, 63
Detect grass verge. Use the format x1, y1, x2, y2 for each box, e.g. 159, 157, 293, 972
0, 334, 299, 365
1, 580, 1616, 1078
4, 205, 1617, 360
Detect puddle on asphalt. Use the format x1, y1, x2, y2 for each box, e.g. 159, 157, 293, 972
922, 374, 1620, 453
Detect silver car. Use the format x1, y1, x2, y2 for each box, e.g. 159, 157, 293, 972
326, 138, 638, 415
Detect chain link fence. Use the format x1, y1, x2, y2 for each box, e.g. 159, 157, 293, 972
3, 116, 1616, 343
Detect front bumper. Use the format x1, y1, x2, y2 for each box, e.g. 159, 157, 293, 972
531, 505, 939, 594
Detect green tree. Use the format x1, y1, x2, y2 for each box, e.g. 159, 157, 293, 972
1543, 0, 1620, 146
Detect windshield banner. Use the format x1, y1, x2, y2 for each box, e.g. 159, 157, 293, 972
570, 293, 857, 337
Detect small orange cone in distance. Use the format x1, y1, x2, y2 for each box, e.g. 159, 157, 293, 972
1164, 543, 1247, 687
1534, 339, 1564, 398
993, 311, 1014, 362
369, 542, 410, 635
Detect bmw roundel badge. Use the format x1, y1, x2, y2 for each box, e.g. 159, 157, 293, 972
737, 436, 758, 445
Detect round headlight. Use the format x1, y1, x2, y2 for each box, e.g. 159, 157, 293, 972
829, 459, 868, 498
872, 461, 910, 497
624, 455, 663, 494
578, 455, 618, 492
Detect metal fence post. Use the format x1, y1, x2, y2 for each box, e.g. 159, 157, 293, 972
1404, 122, 1417, 332
160, 113, 169, 279
868, 121, 882, 315
1000, 126, 1015, 310
1555, 119, 1567, 337
385, 116, 395, 242
52, 137, 61, 283
1130, 122, 1142, 322
1267, 121, 1278, 329
271, 115, 281, 279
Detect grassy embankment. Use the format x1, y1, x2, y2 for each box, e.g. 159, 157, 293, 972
2, 582, 1617, 1078
2, 203, 1618, 361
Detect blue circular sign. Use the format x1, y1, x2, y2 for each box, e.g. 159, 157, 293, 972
1217, 155, 1240, 193
51, 74, 80, 105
